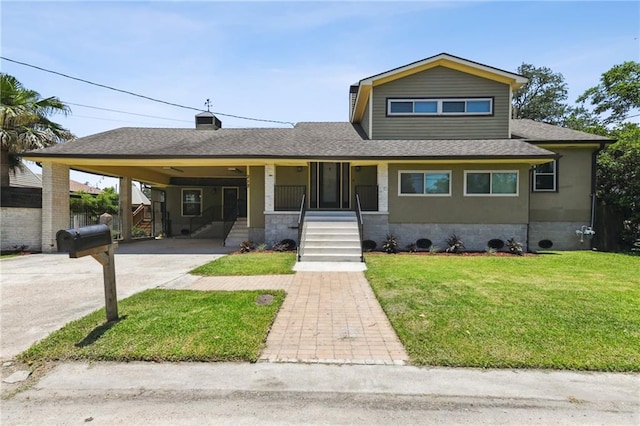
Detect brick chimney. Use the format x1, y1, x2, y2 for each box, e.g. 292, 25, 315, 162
195, 112, 222, 130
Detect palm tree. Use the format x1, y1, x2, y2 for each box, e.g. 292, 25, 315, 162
0, 73, 74, 187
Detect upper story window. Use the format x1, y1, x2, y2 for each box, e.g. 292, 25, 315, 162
387, 98, 493, 116
464, 171, 518, 196
532, 160, 557, 192
182, 189, 202, 216
399, 171, 451, 196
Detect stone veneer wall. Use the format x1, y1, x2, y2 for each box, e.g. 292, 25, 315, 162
264, 212, 298, 246
363, 213, 528, 252
248, 227, 265, 244
1, 207, 42, 252
529, 221, 593, 251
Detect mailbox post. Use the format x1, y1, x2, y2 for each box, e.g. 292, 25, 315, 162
56, 224, 119, 322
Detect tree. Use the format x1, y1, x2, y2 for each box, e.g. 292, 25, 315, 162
577, 61, 640, 125
596, 122, 640, 248
70, 187, 119, 216
512, 63, 569, 125
0, 73, 73, 187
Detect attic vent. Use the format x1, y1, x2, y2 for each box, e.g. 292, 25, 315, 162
195, 112, 222, 130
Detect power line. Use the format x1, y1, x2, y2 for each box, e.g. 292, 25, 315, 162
1, 56, 296, 127
65, 102, 192, 123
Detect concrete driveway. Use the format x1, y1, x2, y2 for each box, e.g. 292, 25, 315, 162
0, 238, 232, 361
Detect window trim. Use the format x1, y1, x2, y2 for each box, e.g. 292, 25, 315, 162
464, 170, 519, 197
532, 160, 558, 192
387, 97, 494, 116
398, 170, 452, 197
181, 188, 202, 217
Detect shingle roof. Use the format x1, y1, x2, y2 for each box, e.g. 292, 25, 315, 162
27, 121, 558, 160
511, 119, 613, 141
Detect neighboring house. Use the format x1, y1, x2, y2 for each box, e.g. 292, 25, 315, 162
24, 53, 614, 257
0, 165, 149, 251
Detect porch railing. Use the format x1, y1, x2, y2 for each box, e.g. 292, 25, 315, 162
354, 193, 365, 262
296, 193, 307, 261
355, 185, 378, 211
275, 185, 306, 211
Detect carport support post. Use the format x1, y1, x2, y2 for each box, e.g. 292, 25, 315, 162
91, 245, 118, 322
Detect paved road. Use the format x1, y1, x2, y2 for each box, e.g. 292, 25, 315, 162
0, 239, 227, 360
2, 362, 638, 425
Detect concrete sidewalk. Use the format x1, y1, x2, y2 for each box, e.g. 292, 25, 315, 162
2, 362, 638, 425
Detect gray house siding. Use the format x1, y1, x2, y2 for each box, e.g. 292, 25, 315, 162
371, 66, 510, 140
361, 101, 371, 139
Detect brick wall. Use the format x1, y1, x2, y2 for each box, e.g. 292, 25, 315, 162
41, 163, 69, 253
1, 207, 42, 252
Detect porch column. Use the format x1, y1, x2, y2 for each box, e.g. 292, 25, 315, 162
265, 164, 275, 212
377, 163, 389, 213
119, 176, 132, 241
41, 162, 69, 253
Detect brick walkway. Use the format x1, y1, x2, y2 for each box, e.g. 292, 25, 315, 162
186, 272, 408, 365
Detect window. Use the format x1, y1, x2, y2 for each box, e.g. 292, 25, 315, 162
399, 171, 451, 196
464, 171, 518, 196
182, 189, 202, 216
533, 161, 557, 192
387, 98, 493, 116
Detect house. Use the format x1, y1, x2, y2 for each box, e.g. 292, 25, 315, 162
0, 165, 151, 252
23, 53, 614, 257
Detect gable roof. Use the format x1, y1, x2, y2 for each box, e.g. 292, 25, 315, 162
25, 122, 555, 161
351, 53, 528, 122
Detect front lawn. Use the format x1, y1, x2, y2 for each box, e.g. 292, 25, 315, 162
365, 251, 640, 371
19, 289, 285, 363
191, 252, 296, 276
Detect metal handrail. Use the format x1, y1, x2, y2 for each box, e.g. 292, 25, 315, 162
222, 202, 239, 245
296, 193, 307, 261
354, 193, 365, 262
189, 205, 218, 235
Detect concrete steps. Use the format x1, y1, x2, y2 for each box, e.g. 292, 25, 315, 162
224, 218, 249, 248
299, 211, 362, 262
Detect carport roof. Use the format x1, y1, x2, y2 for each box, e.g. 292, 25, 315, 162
25, 121, 565, 161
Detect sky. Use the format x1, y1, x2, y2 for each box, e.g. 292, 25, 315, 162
2, 0, 639, 189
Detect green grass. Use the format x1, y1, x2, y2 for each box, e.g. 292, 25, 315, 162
365, 251, 640, 371
191, 252, 296, 276
19, 289, 285, 363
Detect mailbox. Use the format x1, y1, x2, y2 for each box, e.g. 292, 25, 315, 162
56, 224, 113, 257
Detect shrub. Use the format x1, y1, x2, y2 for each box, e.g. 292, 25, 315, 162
407, 243, 418, 253
381, 234, 399, 254
362, 240, 377, 252
445, 234, 465, 254
131, 226, 148, 238
274, 239, 296, 252
240, 240, 255, 253
506, 238, 524, 256
429, 245, 440, 254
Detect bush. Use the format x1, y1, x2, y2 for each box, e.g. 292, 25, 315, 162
274, 239, 296, 252
382, 234, 399, 254
445, 234, 465, 254
240, 240, 255, 253
506, 238, 524, 256
362, 240, 377, 252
